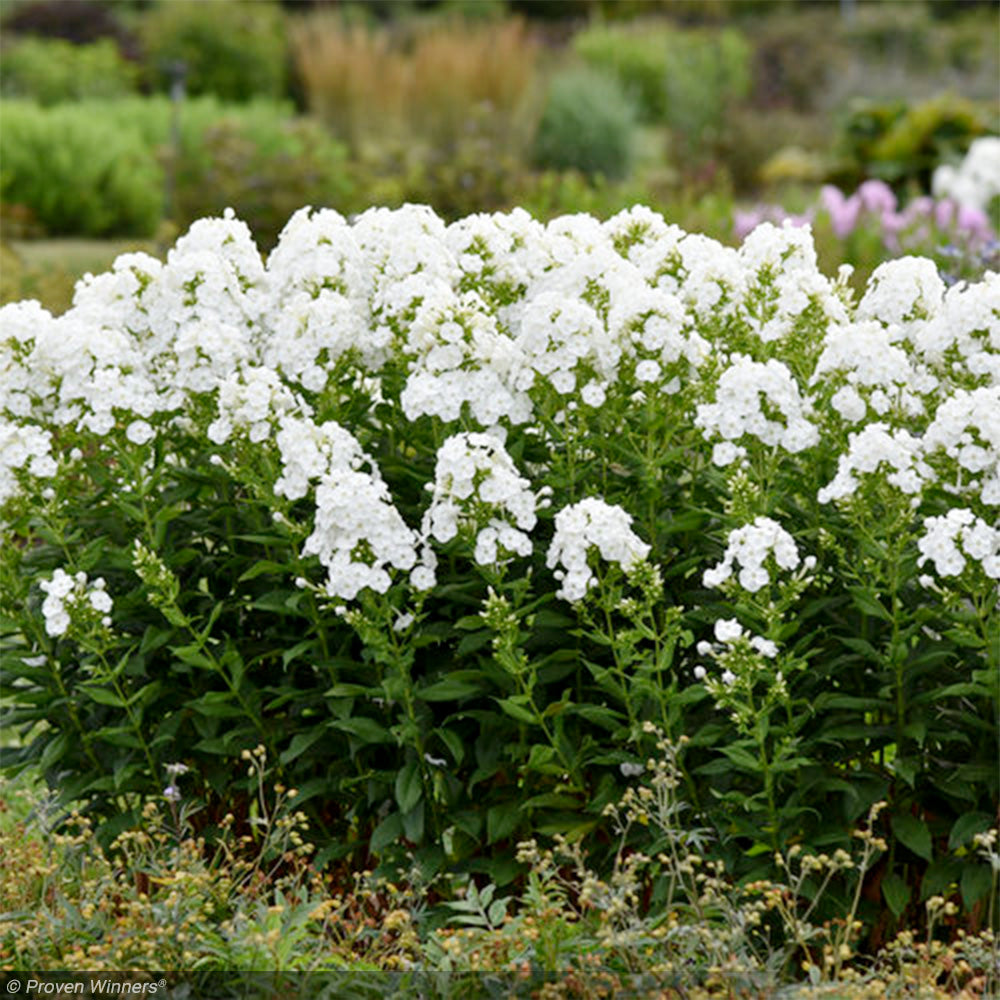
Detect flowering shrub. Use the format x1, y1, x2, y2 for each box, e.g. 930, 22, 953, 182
1, 206, 997, 930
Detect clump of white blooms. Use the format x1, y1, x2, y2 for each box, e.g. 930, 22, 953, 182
546, 498, 650, 603
922, 386, 1000, 505
0, 423, 57, 506
422, 432, 546, 566
2, 202, 999, 620
812, 320, 938, 424
703, 517, 808, 593
695, 356, 818, 458
917, 509, 1000, 579
304, 467, 429, 601
39, 569, 112, 637
818, 423, 931, 503
858, 257, 945, 327
932, 137, 1000, 213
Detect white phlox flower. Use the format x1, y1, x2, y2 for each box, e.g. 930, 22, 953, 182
39, 568, 113, 637
932, 137, 1000, 212
303, 468, 426, 602
858, 257, 945, 327
912, 272, 1000, 384
207, 367, 308, 445
703, 517, 804, 593
812, 320, 938, 423
923, 386, 1000, 505
0, 422, 57, 507
738, 222, 847, 344
399, 287, 531, 425
695, 355, 818, 454
818, 423, 932, 503
917, 508, 1000, 579
422, 431, 545, 565
514, 292, 616, 398
545, 497, 650, 603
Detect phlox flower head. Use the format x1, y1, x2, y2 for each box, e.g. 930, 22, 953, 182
922, 386, 1000, 506
703, 517, 804, 594
932, 137, 1000, 213
422, 432, 544, 566
39, 568, 112, 637
545, 498, 650, 603
917, 508, 1000, 580
818, 423, 932, 504
695, 356, 818, 455
858, 257, 945, 327
304, 468, 428, 602
0, 422, 57, 507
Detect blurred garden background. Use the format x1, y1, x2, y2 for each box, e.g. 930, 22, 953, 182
1, 0, 998, 310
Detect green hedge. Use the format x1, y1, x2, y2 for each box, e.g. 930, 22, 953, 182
0, 37, 139, 105
0, 98, 352, 243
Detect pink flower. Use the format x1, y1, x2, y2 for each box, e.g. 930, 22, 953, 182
820, 185, 860, 238
857, 179, 897, 215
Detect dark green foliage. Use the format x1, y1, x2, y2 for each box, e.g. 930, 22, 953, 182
832, 95, 997, 193
532, 68, 637, 180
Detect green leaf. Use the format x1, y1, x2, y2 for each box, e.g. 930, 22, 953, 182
949, 811, 992, 850
370, 812, 403, 853
436, 728, 465, 766
496, 696, 536, 725
892, 813, 933, 862
79, 684, 126, 708
487, 804, 520, 844
417, 673, 485, 701
718, 744, 762, 774
329, 716, 391, 745
395, 759, 423, 815
237, 559, 288, 582
848, 587, 891, 622
882, 872, 910, 918
960, 864, 993, 908
280, 729, 327, 765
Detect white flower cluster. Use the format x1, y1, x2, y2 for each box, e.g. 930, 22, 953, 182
813, 321, 938, 424
273, 416, 433, 600
39, 569, 112, 637
422, 432, 544, 566
703, 516, 808, 593
923, 386, 1000, 505
695, 356, 818, 459
818, 423, 931, 504
545, 498, 650, 603
695, 619, 779, 682
932, 137, 1000, 213
3, 203, 999, 607
917, 508, 1000, 580
0, 423, 57, 507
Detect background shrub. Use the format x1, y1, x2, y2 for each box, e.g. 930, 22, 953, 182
290, 14, 538, 156
140, 0, 287, 103
832, 94, 997, 193
0, 37, 139, 104
572, 20, 751, 159
0, 97, 352, 243
1, 0, 139, 57
531, 67, 636, 179
0, 101, 162, 237
170, 117, 354, 250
